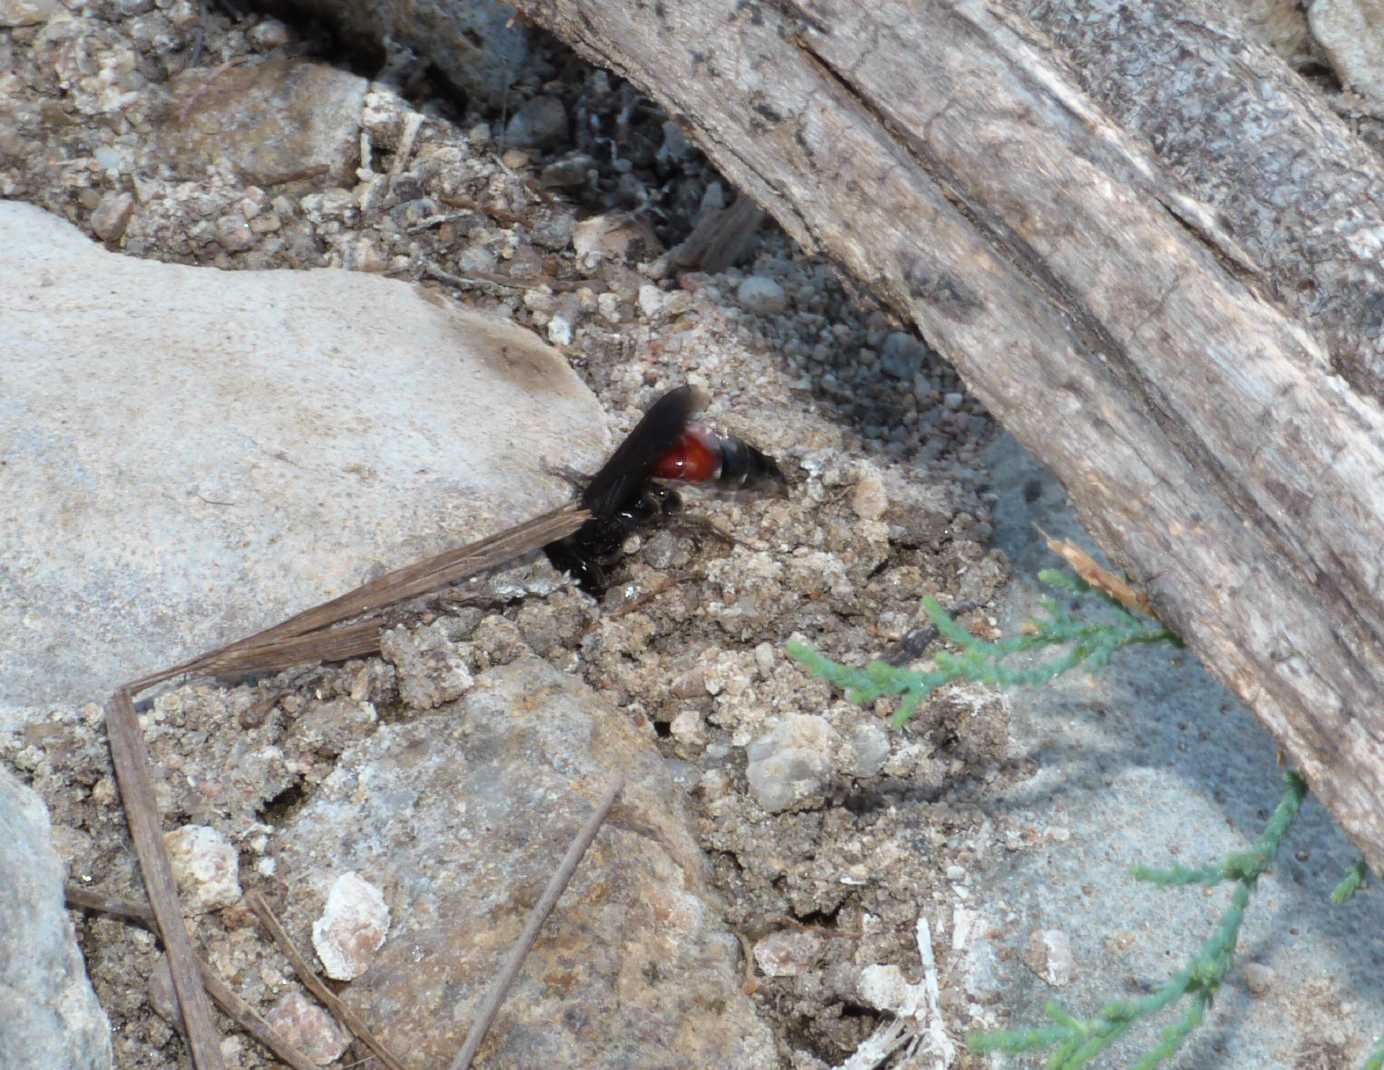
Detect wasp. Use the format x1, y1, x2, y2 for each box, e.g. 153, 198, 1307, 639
544, 386, 787, 595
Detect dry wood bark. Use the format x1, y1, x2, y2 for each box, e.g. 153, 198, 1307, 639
511, 0, 1384, 871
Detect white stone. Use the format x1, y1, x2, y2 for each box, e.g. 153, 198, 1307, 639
745, 714, 840, 812
312, 872, 390, 981
848, 723, 890, 778
858, 963, 923, 1016
638, 283, 665, 319
752, 929, 826, 977
669, 708, 708, 748
547, 311, 574, 346
164, 825, 241, 912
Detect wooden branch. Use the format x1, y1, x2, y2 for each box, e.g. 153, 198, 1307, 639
105, 688, 226, 1070
511, 0, 1384, 870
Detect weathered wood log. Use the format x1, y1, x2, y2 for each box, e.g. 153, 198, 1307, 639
512, 0, 1384, 872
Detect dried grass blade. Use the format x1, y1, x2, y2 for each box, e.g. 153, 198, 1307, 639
128, 504, 588, 690
450, 774, 626, 1070
247, 892, 407, 1070
105, 688, 225, 1070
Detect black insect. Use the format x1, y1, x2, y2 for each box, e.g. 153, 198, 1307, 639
543, 385, 787, 596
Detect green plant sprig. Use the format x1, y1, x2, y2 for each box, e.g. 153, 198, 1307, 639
1333, 857, 1368, 904
786, 569, 1177, 728
786, 569, 1377, 1067
969, 774, 1306, 1070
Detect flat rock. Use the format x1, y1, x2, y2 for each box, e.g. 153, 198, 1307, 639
0, 764, 112, 1070
156, 57, 368, 185
0, 202, 606, 708
270, 657, 777, 1068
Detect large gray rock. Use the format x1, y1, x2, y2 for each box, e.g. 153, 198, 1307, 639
270, 657, 778, 1069
0, 764, 112, 1070
0, 201, 606, 708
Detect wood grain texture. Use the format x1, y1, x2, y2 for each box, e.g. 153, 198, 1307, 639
511, 0, 1384, 870
107, 689, 226, 1070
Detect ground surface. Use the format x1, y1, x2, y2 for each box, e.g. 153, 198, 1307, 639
2, 2, 1382, 1068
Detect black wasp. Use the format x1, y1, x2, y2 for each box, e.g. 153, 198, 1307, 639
543, 385, 788, 596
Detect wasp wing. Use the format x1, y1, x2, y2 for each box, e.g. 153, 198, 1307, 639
580, 385, 703, 519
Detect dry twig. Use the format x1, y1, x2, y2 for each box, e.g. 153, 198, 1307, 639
65, 885, 319, 1070
449, 774, 626, 1070
247, 892, 407, 1070
105, 688, 226, 1070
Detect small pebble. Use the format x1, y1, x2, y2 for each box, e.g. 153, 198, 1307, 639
265, 989, 350, 1064
638, 283, 665, 319
1243, 962, 1275, 995
597, 291, 622, 323
312, 872, 390, 981
90, 192, 134, 242
754, 930, 826, 977
248, 16, 290, 51
670, 708, 707, 749
547, 311, 574, 346
215, 213, 255, 252
540, 153, 596, 189
851, 467, 888, 521
746, 714, 838, 812
503, 95, 568, 149
736, 275, 788, 315
848, 723, 890, 778
880, 331, 929, 379
380, 622, 474, 710
164, 825, 241, 912
858, 963, 924, 1014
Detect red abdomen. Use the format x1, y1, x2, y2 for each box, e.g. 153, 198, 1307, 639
652, 427, 722, 483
